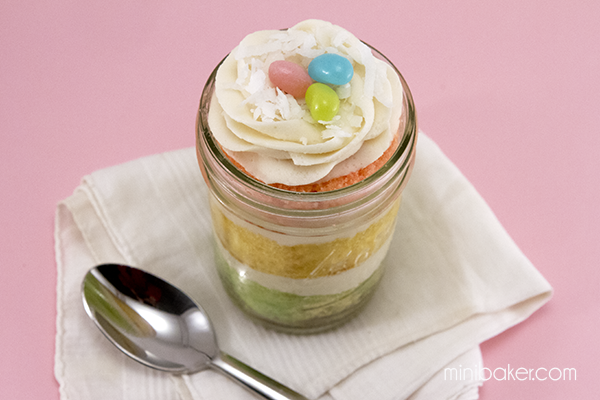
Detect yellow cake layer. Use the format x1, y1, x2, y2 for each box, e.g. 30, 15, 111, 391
211, 199, 400, 279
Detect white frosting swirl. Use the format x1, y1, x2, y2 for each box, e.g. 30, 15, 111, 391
209, 19, 403, 186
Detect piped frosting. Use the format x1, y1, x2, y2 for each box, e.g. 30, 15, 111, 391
209, 19, 403, 186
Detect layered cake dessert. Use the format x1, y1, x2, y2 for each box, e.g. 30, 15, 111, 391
197, 19, 417, 332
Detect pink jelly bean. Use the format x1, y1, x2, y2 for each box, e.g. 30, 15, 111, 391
268, 60, 313, 99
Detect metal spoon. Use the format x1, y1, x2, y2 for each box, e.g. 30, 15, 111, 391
82, 263, 308, 400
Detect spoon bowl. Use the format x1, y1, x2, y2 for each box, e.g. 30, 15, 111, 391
82, 263, 307, 400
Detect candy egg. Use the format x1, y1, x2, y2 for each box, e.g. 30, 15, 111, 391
308, 53, 354, 86
305, 83, 340, 122
268, 60, 313, 98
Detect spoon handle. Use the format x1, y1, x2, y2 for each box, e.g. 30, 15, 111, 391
211, 352, 309, 400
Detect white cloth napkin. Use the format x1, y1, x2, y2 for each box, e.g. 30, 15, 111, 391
54, 132, 552, 400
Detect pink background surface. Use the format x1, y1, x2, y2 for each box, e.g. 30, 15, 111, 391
1, 1, 598, 398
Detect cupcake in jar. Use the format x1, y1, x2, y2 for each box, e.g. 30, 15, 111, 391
197, 19, 418, 333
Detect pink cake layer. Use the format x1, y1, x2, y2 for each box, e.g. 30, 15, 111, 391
224, 134, 400, 193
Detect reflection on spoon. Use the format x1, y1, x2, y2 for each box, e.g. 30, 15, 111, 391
82, 264, 308, 400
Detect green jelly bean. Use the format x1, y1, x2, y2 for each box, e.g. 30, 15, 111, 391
305, 83, 340, 122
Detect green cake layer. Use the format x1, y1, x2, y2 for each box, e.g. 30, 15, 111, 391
214, 240, 384, 332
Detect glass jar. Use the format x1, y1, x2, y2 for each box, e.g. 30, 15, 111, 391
196, 44, 417, 333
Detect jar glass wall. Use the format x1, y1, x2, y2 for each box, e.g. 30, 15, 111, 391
196, 44, 417, 333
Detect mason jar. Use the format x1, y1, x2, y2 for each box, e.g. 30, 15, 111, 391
196, 44, 417, 333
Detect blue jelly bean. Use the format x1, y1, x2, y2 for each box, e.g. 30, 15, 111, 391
308, 54, 354, 86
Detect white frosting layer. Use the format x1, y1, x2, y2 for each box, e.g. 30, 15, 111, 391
210, 19, 403, 186
216, 233, 393, 296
